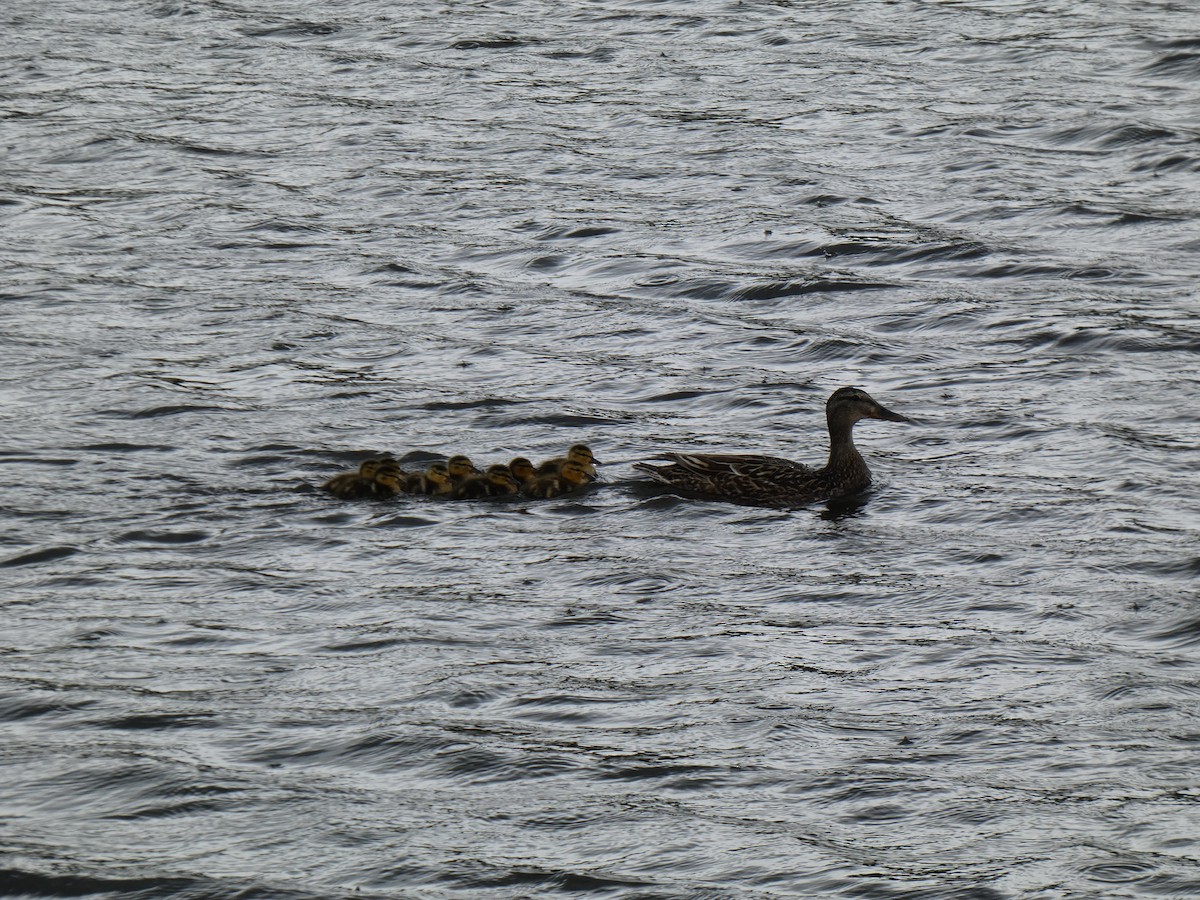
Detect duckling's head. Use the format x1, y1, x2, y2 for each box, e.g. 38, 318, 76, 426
827, 387, 911, 426
509, 457, 536, 483
447, 455, 475, 480
374, 469, 405, 492
426, 463, 451, 487
566, 444, 599, 465
559, 459, 592, 486
485, 464, 519, 490
359, 459, 384, 478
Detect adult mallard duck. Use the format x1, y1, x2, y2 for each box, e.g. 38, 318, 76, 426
634, 387, 913, 507
454, 463, 520, 500
322, 458, 405, 500
525, 459, 594, 499
536, 444, 599, 478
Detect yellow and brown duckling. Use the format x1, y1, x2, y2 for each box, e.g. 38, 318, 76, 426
508, 457, 537, 487
524, 459, 594, 499
371, 461, 407, 499
453, 463, 520, 500
635, 386, 913, 507
322, 459, 378, 499
536, 444, 599, 478
446, 455, 480, 485
322, 457, 406, 500
404, 463, 454, 497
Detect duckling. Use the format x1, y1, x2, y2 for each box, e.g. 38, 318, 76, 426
446, 454, 480, 485
404, 463, 455, 497
453, 463, 520, 500
322, 458, 404, 500
322, 459, 379, 499
508, 457, 537, 487
371, 464, 406, 499
524, 459, 593, 499
536, 443, 599, 478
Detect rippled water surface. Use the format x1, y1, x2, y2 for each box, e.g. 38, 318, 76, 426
3, 1, 1199, 897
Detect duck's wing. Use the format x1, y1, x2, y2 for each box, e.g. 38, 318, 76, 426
322, 473, 373, 499
453, 477, 490, 500
524, 475, 561, 499
650, 452, 815, 479
636, 453, 829, 506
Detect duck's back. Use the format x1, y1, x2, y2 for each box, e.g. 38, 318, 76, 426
635, 452, 834, 506
524, 474, 566, 499
322, 473, 375, 500
652, 452, 814, 478
453, 477, 492, 500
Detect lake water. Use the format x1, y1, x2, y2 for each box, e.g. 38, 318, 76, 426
3, 1, 1199, 897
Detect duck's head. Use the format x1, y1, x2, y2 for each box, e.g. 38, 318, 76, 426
827, 387, 912, 426
374, 468, 405, 492
509, 457, 536, 483
566, 444, 599, 466
559, 459, 593, 486
359, 459, 384, 478
447, 455, 476, 480
485, 464, 519, 491
426, 463, 451, 488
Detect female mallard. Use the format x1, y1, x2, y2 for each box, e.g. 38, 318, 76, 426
536, 444, 599, 478
322, 458, 406, 500
454, 463, 520, 500
525, 459, 594, 499
634, 387, 912, 507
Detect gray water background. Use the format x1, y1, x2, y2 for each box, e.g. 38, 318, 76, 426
2, 1, 1199, 897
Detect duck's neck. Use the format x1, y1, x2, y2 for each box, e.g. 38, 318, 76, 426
823, 416, 872, 492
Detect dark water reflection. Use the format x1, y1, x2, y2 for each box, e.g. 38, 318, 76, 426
3, 0, 1199, 897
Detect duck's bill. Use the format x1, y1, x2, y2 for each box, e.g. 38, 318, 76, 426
874, 405, 913, 423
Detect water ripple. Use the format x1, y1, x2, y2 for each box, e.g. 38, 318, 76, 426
2, 0, 1198, 897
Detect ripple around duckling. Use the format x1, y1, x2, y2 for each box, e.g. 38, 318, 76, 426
319, 636, 409, 655
1, 546, 79, 568
0, 871, 203, 900
115, 529, 210, 545
76, 442, 179, 453
374, 513, 441, 528
116, 404, 236, 419
733, 277, 898, 302
0, 694, 94, 723
1137, 613, 1200, 649
421, 397, 524, 411
97, 712, 218, 731
1140, 48, 1200, 79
